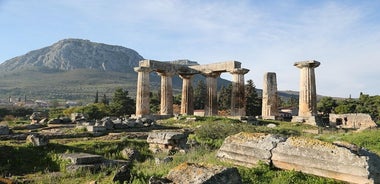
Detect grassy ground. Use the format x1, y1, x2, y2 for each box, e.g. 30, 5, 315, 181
2, 116, 378, 183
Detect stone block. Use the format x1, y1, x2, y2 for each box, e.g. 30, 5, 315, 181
147, 130, 189, 153
26, 134, 49, 146
61, 153, 104, 165
86, 125, 106, 132
0, 126, 10, 135
217, 132, 285, 167
271, 136, 380, 184
166, 162, 242, 184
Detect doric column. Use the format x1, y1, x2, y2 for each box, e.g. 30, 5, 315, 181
157, 71, 175, 115
292, 60, 320, 125
204, 71, 221, 116
179, 74, 194, 115
230, 68, 249, 116
262, 72, 279, 119
134, 67, 151, 117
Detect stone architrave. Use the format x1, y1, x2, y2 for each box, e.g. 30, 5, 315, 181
230, 68, 249, 116
291, 60, 320, 125
204, 71, 221, 116
179, 74, 194, 115
157, 71, 175, 115
134, 67, 151, 117
262, 72, 279, 120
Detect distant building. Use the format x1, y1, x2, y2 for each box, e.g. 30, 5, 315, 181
66, 101, 79, 107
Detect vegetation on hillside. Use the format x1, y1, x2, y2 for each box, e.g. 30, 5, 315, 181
317, 93, 380, 122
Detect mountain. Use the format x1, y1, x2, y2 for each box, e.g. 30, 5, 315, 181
0, 39, 231, 103
0, 38, 143, 73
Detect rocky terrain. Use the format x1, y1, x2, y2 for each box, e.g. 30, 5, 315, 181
0, 39, 234, 102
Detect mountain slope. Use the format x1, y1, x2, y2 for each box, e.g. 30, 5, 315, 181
0, 39, 232, 103
0, 38, 143, 73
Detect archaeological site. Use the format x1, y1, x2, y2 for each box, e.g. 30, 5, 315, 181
0, 58, 379, 184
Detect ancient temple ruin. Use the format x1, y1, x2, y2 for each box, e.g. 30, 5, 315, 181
134, 60, 249, 117
291, 60, 320, 125
261, 72, 279, 120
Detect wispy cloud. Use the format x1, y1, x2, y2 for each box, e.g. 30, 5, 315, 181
0, 0, 379, 97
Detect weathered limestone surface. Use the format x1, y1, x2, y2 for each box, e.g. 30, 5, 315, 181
166, 162, 242, 184
179, 74, 194, 115
61, 153, 128, 172
204, 72, 221, 116
262, 72, 279, 120
230, 68, 249, 116
158, 71, 174, 115
135, 59, 249, 117
292, 60, 320, 125
134, 66, 151, 117
147, 130, 189, 153
329, 113, 377, 130
189, 61, 241, 73
0, 125, 10, 135
61, 153, 104, 165
217, 132, 380, 184
271, 136, 380, 184
26, 134, 49, 146
217, 132, 285, 167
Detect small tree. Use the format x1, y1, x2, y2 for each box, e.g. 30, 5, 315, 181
109, 88, 135, 117
94, 90, 99, 103
245, 79, 261, 116
194, 80, 206, 110
218, 84, 232, 110
317, 97, 337, 115
101, 94, 108, 105
150, 92, 160, 114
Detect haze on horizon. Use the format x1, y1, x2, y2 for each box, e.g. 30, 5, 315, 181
1, 0, 379, 98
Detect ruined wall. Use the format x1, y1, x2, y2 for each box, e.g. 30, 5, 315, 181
329, 113, 377, 130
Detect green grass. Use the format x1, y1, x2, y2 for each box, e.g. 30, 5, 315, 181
1, 116, 377, 183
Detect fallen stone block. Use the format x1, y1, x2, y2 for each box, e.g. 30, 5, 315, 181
272, 136, 380, 184
147, 130, 189, 153
217, 132, 285, 167
86, 125, 106, 133
61, 153, 104, 165
166, 162, 242, 184
0, 126, 10, 135
26, 134, 49, 146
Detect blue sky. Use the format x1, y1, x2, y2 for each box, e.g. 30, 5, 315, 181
1, 0, 379, 98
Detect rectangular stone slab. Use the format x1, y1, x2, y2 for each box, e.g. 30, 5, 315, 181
61, 153, 104, 165
271, 137, 378, 184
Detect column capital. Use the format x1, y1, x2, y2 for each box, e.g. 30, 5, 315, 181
294, 60, 320, 69
179, 73, 194, 80
157, 70, 176, 77
229, 68, 249, 75
203, 71, 221, 78
134, 67, 152, 73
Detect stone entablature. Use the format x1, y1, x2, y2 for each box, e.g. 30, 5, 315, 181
134, 59, 249, 117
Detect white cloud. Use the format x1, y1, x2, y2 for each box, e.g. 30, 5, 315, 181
0, 0, 379, 97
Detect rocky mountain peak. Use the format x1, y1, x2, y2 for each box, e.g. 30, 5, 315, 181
0, 38, 144, 73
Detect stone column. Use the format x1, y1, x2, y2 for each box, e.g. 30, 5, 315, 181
157, 71, 175, 115
230, 68, 249, 116
134, 67, 151, 117
179, 74, 194, 115
291, 60, 320, 125
204, 71, 221, 116
262, 72, 279, 120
